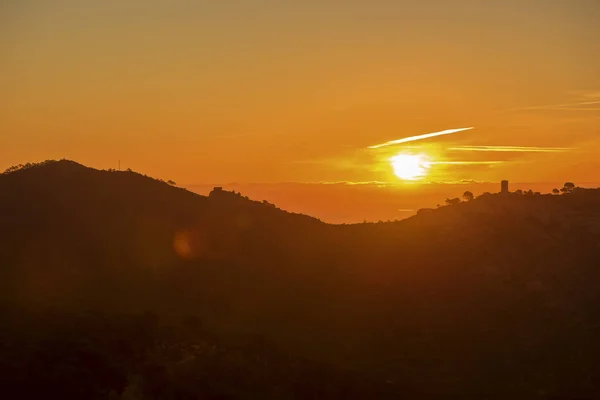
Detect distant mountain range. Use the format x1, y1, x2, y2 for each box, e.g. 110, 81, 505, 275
2, 160, 600, 399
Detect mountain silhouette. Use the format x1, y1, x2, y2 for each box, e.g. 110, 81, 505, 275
2, 160, 600, 399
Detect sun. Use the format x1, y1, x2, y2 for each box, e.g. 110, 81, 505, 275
390, 153, 431, 181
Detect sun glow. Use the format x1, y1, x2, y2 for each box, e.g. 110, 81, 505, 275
390, 153, 431, 181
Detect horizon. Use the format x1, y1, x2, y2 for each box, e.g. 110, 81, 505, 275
187, 180, 600, 224
4, 158, 598, 224
2, 0, 599, 221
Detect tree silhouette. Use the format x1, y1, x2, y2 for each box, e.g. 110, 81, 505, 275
560, 182, 575, 194
552, 188, 560, 195
462, 191, 474, 202
515, 189, 523, 195
445, 197, 461, 206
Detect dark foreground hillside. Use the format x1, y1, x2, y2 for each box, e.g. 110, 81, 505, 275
2, 160, 600, 399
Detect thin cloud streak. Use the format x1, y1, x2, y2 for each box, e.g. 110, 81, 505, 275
507, 100, 600, 112
449, 146, 573, 153
429, 161, 503, 165
367, 127, 474, 149
544, 107, 600, 111
317, 180, 392, 186
425, 179, 494, 184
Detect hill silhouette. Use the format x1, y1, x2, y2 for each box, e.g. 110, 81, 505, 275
2, 160, 600, 399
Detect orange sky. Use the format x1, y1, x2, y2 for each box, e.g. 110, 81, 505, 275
1, 1, 599, 222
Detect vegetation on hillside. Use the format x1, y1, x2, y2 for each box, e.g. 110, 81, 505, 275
2, 160, 600, 399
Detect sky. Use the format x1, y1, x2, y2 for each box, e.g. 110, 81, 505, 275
1, 1, 599, 222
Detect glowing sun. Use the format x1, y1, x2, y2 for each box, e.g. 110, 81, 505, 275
391, 153, 431, 181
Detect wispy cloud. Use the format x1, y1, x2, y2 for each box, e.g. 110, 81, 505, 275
367, 127, 474, 149
547, 107, 600, 111
448, 145, 572, 153
425, 179, 494, 185
507, 100, 600, 112
317, 180, 392, 186
569, 90, 600, 100
429, 161, 503, 165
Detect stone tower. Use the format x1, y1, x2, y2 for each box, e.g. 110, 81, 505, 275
501, 180, 509, 194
